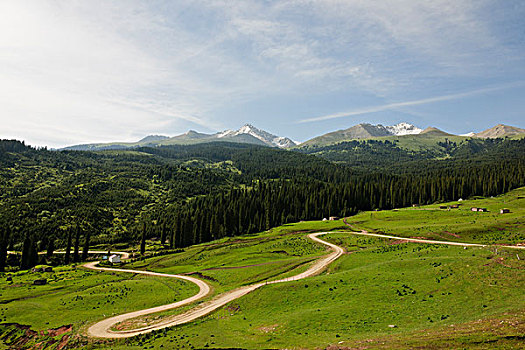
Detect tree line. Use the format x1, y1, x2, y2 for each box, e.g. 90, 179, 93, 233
1, 138, 524, 270
149, 156, 525, 249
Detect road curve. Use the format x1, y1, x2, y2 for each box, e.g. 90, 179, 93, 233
84, 261, 212, 338
84, 229, 524, 339
343, 228, 525, 250
86, 232, 343, 339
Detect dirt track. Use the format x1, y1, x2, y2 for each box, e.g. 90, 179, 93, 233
350, 230, 525, 249
85, 229, 524, 339
342, 218, 525, 250
86, 232, 342, 338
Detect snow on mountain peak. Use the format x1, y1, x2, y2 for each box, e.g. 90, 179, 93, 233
216, 124, 296, 148
238, 124, 256, 134
385, 122, 423, 136
461, 132, 475, 137
216, 129, 234, 138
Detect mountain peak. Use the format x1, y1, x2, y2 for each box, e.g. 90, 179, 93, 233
238, 124, 257, 133
301, 122, 431, 146
138, 135, 169, 143
474, 124, 525, 138
420, 126, 452, 136
215, 124, 296, 148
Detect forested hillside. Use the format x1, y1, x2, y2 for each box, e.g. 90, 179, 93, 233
297, 136, 525, 172
1, 138, 524, 271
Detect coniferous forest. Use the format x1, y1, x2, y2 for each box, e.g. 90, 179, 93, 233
0, 137, 524, 269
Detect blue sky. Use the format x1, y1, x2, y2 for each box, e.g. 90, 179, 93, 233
1, 1, 524, 147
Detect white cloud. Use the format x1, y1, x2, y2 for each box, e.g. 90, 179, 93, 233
0, 1, 228, 147
0, 1, 523, 146
298, 81, 525, 123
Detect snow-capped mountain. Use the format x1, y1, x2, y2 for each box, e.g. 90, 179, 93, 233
302, 122, 423, 146
216, 124, 297, 148
460, 132, 475, 137
385, 122, 423, 136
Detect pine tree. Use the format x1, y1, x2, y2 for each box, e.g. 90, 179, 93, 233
160, 222, 167, 245
20, 233, 31, 269
0, 225, 10, 272
82, 231, 91, 261
29, 237, 39, 267
73, 226, 81, 263
140, 223, 146, 255
64, 228, 72, 265
20, 233, 38, 269
46, 235, 55, 259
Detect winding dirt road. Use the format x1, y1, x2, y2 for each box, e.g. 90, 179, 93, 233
84, 261, 211, 338
86, 232, 343, 338
85, 230, 524, 338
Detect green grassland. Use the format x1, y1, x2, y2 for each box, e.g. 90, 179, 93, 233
105, 196, 522, 349
1, 193, 524, 349
108, 233, 523, 350
346, 186, 525, 244
126, 220, 348, 294
0, 265, 198, 331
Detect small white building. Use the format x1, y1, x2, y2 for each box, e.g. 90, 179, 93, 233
109, 254, 121, 263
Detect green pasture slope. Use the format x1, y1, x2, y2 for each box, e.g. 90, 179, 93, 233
106, 197, 522, 350
0, 265, 198, 346
1, 192, 524, 349
107, 243, 523, 349
347, 186, 525, 245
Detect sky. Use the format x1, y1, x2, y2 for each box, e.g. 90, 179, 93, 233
1, 0, 524, 148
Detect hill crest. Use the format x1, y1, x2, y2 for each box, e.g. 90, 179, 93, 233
474, 124, 525, 138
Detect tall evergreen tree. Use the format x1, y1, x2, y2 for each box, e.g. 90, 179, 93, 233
160, 222, 167, 245
20, 233, 38, 270
0, 225, 10, 272
29, 237, 39, 267
20, 233, 31, 270
73, 226, 81, 263
82, 231, 91, 261
64, 228, 72, 265
46, 235, 55, 259
140, 223, 146, 255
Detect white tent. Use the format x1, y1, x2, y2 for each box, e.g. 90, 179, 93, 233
109, 254, 121, 263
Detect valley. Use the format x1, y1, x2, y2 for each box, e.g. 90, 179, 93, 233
3, 2, 525, 349
0, 123, 524, 349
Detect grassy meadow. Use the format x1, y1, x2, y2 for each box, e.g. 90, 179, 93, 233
346, 187, 525, 245
106, 232, 523, 350
1, 190, 524, 349
0, 265, 198, 331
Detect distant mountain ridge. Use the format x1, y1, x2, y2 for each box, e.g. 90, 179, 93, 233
301, 122, 424, 146
300, 122, 525, 147
62, 124, 296, 151
60, 122, 524, 151
217, 124, 297, 148
419, 126, 453, 136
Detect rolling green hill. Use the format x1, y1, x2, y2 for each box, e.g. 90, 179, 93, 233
1, 137, 524, 274
296, 133, 525, 171
1, 191, 523, 349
